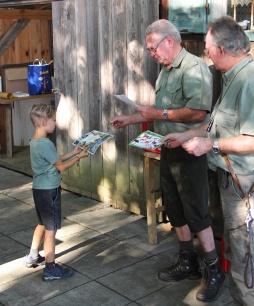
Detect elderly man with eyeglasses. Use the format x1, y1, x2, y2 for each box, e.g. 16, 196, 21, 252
110, 19, 224, 302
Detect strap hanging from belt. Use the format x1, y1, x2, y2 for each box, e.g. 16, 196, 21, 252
223, 155, 244, 196
222, 154, 254, 288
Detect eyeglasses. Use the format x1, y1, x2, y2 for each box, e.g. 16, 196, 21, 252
203, 44, 216, 56
146, 36, 168, 52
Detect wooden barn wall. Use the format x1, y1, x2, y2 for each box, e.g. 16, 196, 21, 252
52, 0, 159, 215
0, 18, 53, 149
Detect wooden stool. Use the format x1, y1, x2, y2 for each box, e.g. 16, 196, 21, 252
143, 151, 164, 245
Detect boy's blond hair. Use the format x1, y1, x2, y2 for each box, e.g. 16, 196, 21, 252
30, 103, 56, 127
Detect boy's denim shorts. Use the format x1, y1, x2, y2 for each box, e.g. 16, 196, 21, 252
33, 187, 61, 230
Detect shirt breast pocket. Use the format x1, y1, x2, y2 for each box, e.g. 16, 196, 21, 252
162, 84, 182, 107
215, 109, 238, 129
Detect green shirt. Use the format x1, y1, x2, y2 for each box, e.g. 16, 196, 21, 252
30, 138, 61, 189
154, 48, 212, 135
207, 55, 254, 175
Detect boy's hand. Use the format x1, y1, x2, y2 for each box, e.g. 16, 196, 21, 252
73, 142, 83, 154
78, 149, 89, 159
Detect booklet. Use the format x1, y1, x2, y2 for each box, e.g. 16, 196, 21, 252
129, 130, 164, 150
114, 94, 139, 108
72, 130, 114, 155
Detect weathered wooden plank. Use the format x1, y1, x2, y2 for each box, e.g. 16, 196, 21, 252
111, 0, 130, 194
0, 19, 30, 58
126, 0, 146, 198
0, 9, 52, 20
98, 0, 116, 190
85, 0, 103, 186
75, 0, 92, 181
53, 0, 83, 180
0, 107, 6, 149
140, 0, 159, 107
140, 0, 160, 211
52, 0, 68, 157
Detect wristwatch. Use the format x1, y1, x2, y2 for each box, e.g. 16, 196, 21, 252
163, 109, 168, 120
212, 138, 220, 154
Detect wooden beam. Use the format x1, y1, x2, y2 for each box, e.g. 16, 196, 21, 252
0, 19, 30, 57
0, 9, 52, 20
0, 1, 62, 8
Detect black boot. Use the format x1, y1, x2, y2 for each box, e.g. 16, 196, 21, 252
196, 257, 225, 302
158, 250, 201, 282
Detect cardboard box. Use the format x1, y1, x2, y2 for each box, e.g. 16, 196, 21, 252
0, 63, 31, 93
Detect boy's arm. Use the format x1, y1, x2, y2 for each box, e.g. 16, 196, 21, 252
60, 145, 82, 162
54, 146, 88, 172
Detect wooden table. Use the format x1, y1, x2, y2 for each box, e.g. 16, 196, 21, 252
143, 151, 165, 245
0, 93, 55, 157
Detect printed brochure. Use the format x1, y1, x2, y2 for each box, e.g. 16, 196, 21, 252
73, 130, 114, 155
129, 130, 164, 150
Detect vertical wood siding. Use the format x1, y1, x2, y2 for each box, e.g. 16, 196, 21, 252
52, 0, 159, 215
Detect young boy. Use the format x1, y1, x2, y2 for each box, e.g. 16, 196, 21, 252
23, 103, 88, 281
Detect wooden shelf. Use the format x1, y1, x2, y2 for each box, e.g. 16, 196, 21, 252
0, 93, 55, 105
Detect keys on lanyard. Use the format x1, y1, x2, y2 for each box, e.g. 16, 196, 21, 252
245, 208, 253, 232
206, 115, 214, 132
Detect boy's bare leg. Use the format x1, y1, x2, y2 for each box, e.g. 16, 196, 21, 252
31, 224, 45, 249
23, 224, 46, 267
44, 229, 57, 263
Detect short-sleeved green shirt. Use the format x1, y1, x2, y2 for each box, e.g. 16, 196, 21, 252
207, 55, 254, 175
30, 138, 61, 189
154, 48, 212, 136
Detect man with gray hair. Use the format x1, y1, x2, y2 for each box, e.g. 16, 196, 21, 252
111, 19, 224, 302
162, 16, 254, 305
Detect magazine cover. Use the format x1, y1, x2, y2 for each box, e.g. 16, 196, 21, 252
73, 130, 114, 155
129, 130, 164, 150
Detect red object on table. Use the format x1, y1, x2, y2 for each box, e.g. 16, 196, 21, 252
221, 235, 230, 272
141, 122, 161, 154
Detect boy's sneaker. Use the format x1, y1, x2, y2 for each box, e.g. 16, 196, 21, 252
23, 254, 45, 268
42, 264, 74, 281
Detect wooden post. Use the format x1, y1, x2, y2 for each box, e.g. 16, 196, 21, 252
145, 155, 157, 245
234, 0, 236, 20
161, 0, 168, 19
251, 0, 254, 30
5, 104, 12, 158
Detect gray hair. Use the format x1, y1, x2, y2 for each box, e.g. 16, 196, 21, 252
145, 19, 181, 43
30, 103, 56, 127
207, 16, 250, 56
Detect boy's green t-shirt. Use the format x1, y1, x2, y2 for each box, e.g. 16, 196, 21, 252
30, 138, 61, 189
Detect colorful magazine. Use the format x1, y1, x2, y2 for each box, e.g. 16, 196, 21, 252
129, 130, 164, 150
72, 130, 114, 155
